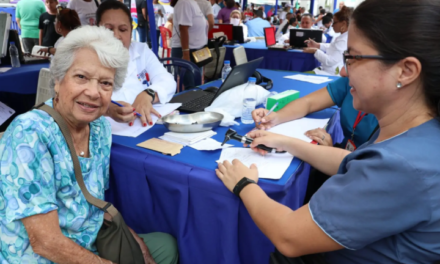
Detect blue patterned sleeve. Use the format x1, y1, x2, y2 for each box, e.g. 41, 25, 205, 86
101, 117, 112, 191
0, 114, 58, 224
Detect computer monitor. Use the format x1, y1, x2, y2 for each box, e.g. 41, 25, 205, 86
289, 28, 322, 48
0, 12, 11, 58
232, 26, 245, 43
208, 24, 233, 40
264, 27, 276, 47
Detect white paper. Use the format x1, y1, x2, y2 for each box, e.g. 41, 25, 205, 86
268, 117, 330, 143
0, 101, 15, 126
217, 148, 294, 180
160, 130, 216, 146
0, 67, 11, 73
283, 74, 332, 84
189, 138, 232, 151
107, 103, 181, 137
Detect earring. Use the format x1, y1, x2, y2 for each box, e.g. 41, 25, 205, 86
55, 93, 59, 102
397, 82, 402, 88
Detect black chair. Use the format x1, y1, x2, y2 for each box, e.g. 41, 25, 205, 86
159, 58, 202, 93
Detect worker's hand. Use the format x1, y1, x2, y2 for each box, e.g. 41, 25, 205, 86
132, 92, 161, 127
284, 39, 290, 44
37, 48, 50, 57
305, 128, 333, 146
303, 47, 318, 54
246, 130, 290, 155
182, 52, 191, 62
305, 38, 319, 48
252, 108, 280, 130
107, 101, 136, 124
216, 159, 259, 193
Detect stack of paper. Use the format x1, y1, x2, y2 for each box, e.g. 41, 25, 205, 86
268, 117, 330, 142
217, 148, 294, 180
283, 74, 332, 84
0, 101, 15, 126
106, 103, 181, 137
189, 138, 232, 151
160, 130, 216, 146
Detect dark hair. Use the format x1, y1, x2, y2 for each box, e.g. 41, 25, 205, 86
254, 9, 263, 18
325, 12, 334, 19
282, 17, 297, 34
322, 15, 332, 25
334, 6, 352, 24
352, 0, 440, 115
225, 0, 235, 9
57, 9, 81, 31
320, 9, 326, 15
96, 0, 133, 26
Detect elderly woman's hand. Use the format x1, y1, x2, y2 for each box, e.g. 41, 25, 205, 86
132, 92, 161, 127
107, 101, 137, 125
305, 128, 333, 146
216, 160, 259, 192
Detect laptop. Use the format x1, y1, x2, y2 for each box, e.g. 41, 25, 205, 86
6, 30, 50, 64
289, 28, 323, 48
232, 26, 250, 44
208, 24, 233, 40
264, 27, 289, 50
170, 57, 264, 113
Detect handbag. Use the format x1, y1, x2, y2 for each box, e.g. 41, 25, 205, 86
174, 25, 214, 67
36, 103, 144, 264
207, 36, 226, 79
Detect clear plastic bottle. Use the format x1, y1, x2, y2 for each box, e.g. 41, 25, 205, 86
9, 42, 21, 68
241, 77, 257, 124
221, 60, 232, 82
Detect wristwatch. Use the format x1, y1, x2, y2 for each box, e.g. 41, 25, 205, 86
144, 88, 156, 103
233, 177, 256, 198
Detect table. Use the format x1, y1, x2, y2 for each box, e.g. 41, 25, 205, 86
106, 69, 343, 264
0, 63, 49, 131
224, 41, 319, 72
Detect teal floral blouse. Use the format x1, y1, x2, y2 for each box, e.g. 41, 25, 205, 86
0, 99, 112, 263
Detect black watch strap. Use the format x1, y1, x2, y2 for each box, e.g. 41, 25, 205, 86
144, 89, 155, 103
233, 177, 256, 198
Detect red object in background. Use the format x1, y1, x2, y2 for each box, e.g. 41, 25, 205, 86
264, 27, 276, 46
208, 24, 233, 40
159, 26, 172, 59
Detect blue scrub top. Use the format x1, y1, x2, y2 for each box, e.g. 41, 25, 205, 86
327, 77, 378, 147
310, 118, 440, 263
246, 17, 271, 37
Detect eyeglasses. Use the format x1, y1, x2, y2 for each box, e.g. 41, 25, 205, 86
342, 50, 402, 75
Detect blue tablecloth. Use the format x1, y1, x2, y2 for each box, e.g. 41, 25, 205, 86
224, 41, 319, 72
106, 69, 343, 264
0, 63, 50, 94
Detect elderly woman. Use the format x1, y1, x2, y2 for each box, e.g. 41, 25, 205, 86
229, 10, 248, 40
220, 0, 440, 262
0, 26, 178, 264
98, 1, 176, 127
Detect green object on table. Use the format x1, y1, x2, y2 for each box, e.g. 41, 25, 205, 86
266, 90, 300, 112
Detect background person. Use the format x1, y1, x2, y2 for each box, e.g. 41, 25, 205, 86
217, 0, 237, 24
230, 10, 247, 39
210, 0, 221, 22
246, 9, 271, 37
39, 0, 60, 47
67, 0, 99, 26
194, 0, 215, 32
303, 6, 352, 75
153, 0, 166, 51
97, 1, 176, 127
218, 0, 440, 262
15, 0, 46, 53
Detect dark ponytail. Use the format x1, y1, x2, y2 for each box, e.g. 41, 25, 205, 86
352, 0, 440, 115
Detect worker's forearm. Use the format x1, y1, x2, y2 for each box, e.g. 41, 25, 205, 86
179, 26, 190, 50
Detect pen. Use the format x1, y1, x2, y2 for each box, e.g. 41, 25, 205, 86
111, 100, 142, 117
259, 102, 279, 126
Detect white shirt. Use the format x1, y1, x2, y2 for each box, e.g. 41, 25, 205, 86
153, 4, 166, 29
313, 31, 348, 75
171, 0, 207, 49
54, 36, 64, 48
194, 0, 213, 17
112, 42, 176, 105
275, 20, 288, 40
212, 3, 221, 18
279, 11, 287, 20
67, 0, 98, 26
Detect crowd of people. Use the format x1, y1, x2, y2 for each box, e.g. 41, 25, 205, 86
2, 0, 440, 263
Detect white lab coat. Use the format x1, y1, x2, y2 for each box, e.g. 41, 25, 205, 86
313, 31, 347, 75
111, 42, 176, 105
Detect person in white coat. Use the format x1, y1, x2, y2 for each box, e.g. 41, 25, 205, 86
278, 14, 327, 44
303, 6, 352, 75
97, 1, 176, 127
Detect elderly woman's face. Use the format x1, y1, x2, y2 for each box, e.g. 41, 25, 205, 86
54, 48, 115, 126
99, 9, 132, 49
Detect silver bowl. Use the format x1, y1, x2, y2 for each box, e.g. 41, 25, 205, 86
162, 112, 224, 133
